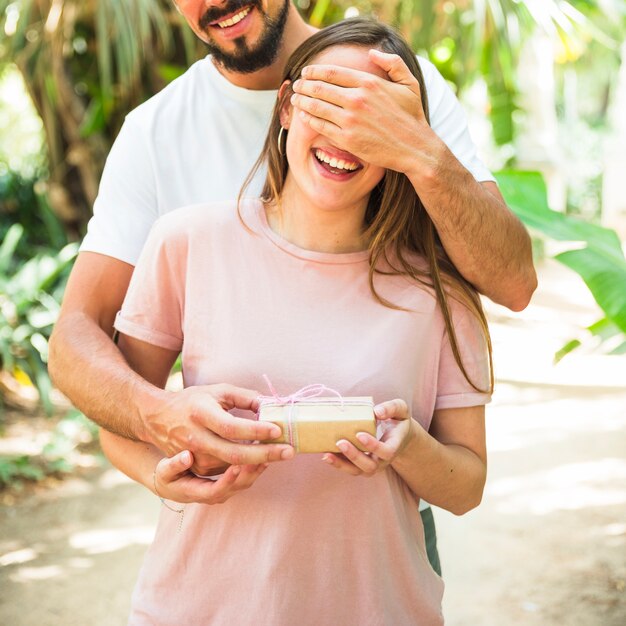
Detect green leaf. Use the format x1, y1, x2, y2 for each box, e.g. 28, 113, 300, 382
587, 316, 622, 340
609, 340, 626, 355
555, 248, 626, 334
157, 63, 187, 84
310, 0, 332, 27
0, 223, 24, 273
79, 98, 105, 137
554, 339, 582, 364
495, 170, 624, 260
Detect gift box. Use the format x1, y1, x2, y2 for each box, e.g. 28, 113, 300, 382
259, 397, 376, 453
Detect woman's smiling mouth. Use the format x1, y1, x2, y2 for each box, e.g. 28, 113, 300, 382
312, 147, 363, 177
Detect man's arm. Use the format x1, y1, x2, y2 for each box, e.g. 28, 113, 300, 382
98, 331, 270, 505
406, 155, 536, 312
49, 252, 146, 439
48, 252, 294, 472
290, 50, 537, 310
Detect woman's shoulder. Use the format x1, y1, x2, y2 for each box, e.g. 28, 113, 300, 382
151, 199, 260, 243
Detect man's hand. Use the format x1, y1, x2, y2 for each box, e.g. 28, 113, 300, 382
290, 49, 437, 175
154, 450, 269, 506
142, 383, 295, 476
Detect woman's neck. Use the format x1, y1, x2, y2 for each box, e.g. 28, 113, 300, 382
266, 177, 369, 254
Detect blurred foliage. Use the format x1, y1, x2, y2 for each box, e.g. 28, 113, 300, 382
497, 170, 626, 359
0, 63, 45, 177
0, 222, 77, 413
0, 0, 203, 235
0, 409, 99, 488
1, 170, 66, 255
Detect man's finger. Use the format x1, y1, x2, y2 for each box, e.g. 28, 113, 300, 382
301, 64, 372, 88
209, 383, 261, 413
298, 110, 342, 142
202, 407, 283, 442
292, 78, 350, 108
368, 49, 418, 89
203, 435, 295, 466
291, 93, 344, 128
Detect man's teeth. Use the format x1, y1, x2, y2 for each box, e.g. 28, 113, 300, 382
314, 150, 359, 171
217, 7, 251, 28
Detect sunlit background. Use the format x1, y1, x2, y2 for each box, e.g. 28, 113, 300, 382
0, 2, 625, 625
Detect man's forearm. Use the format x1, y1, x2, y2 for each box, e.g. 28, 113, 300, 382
48, 311, 159, 441
407, 142, 537, 311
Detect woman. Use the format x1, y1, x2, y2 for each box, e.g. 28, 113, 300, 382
101, 18, 492, 625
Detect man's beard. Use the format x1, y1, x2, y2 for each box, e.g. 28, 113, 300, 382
199, 0, 290, 74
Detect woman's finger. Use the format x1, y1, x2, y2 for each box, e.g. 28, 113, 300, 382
199, 464, 268, 504
335, 439, 379, 474
374, 398, 410, 421
229, 464, 269, 492
197, 464, 242, 504
355, 432, 394, 463
158, 450, 194, 483
322, 453, 362, 476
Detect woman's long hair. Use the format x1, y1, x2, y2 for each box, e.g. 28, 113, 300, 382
239, 17, 493, 393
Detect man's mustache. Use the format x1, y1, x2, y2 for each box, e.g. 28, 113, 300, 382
199, 0, 261, 30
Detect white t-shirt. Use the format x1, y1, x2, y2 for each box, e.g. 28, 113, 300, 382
80, 55, 493, 266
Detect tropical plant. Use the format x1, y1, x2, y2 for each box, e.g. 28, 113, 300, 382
496, 169, 626, 359
0, 0, 202, 235
1, 168, 66, 256
0, 222, 77, 413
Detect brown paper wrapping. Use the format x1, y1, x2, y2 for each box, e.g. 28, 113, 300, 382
259, 397, 376, 453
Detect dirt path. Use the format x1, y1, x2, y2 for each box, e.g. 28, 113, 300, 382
1, 261, 625, 624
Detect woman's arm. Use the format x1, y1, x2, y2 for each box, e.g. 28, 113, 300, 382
100, 428, 269, 504
324, 401, 486, 516
100, 428, 167, 492
389, 404, 486, 515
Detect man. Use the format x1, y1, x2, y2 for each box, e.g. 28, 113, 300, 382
49, 0, 536, 575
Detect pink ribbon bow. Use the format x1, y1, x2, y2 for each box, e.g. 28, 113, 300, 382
257, 375, 346, 448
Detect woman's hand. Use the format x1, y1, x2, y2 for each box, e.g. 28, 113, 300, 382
154, 450, 269, 505
322, 399, 417, 476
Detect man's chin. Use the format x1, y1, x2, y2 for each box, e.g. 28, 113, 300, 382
204, 0, 289, 74
209, 45, 280, 74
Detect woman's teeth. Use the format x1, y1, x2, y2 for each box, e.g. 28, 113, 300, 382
217, 7, 251, 28
314, 149, 359, 171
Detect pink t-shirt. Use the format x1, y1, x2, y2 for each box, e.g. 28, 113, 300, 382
115, 199, 491, 625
